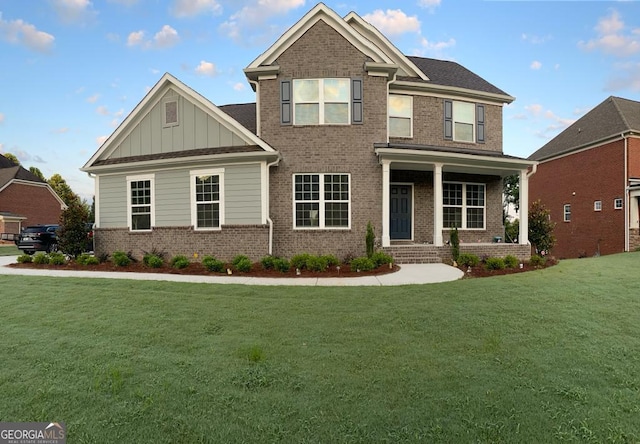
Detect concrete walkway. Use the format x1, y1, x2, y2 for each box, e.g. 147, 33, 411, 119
0, 256, 463, 286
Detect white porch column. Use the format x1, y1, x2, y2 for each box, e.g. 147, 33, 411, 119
381, 160, 391, 247
518, 169, 529, 245
433, 163, 444, 246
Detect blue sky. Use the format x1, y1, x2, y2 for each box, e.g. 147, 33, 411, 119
1, 0, 639, 201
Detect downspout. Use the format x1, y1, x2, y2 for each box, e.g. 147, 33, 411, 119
623, 132, 629, 252
265, 157, 280, 256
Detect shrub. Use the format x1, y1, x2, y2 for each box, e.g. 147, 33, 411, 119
504, 255, 519, 269
84, 256, 100, 266
171, 255, 190, 269
350, 256, 375, 272
76, 253, 92, 265
485, 257, 505, 270
529, 255, 547, 267
57, 199, 89, 258
112, 251, 131, 267
450, 227, 460, 262
307, 255, 328, 272
33, 253, 49, 265
290, 253, 311, 270
366, 221, 375, 258
321, 254, 340, 267
457, 253, 480, 267
260, 255, 275, 270
273, 258, 290, 273
97, 252, 109, 263
233, 256, 252, 273
529, 200, 556, 254
145, 254, 164, 268
48, 252, 66, 265
370, 251, 393, 268
16, 254, 33, 264
202, 255, 225, 273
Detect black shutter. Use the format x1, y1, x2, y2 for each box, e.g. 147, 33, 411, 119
351, 78, 363, 124
476, 104, 485, 143
281, 80, 292, 125
444, 100, 453, 140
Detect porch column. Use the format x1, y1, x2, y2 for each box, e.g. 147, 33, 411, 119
433, 163, 444, 246
381, 160, 391, 247
519, 169, 529, 245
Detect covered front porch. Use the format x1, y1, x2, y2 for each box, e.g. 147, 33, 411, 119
375, 144, 537, 263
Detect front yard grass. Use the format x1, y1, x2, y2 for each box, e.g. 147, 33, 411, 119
0, 244, 20, 256
1, 252, 639, 442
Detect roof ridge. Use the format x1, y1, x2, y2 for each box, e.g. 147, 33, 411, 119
610, 96, 632, 130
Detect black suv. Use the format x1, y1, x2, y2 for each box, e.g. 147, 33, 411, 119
15, 225, 59, 254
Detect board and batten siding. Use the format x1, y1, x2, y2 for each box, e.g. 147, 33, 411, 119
97, 163, 264, 229
108, 89, 248, 160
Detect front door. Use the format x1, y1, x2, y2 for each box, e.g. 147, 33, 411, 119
390, 185, 412, 240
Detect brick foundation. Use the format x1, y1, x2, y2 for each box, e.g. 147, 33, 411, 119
384, 243, 531, 264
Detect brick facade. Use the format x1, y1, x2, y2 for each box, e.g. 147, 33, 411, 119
0, 182, 63, 228
529, 140, 626, 258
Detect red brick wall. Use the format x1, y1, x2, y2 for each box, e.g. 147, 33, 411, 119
529, 140, 626, 258
627, 136, 640, 178
0, 182, 63, 227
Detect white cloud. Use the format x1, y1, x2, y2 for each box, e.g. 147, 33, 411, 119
232, 82, 246, 91
413, 37, 455, 58
86, 93, 100, 103
52, 127, 70, 134
521, 33, 552, 45
108, 0, 139, 5
195, 60, 218, 77
530, 60, 542, 70
579, 10, 640, 57
525, 103, 544, 116
0, 13, 55, 53
606, 61, 640, 92
96, 105, 110, 116
0, 112, 4, 124
220, 0, 305, 44
51, 0, 97, 24
523, 103, 575, 139
362, 9, 421, 36
127, 25, 179, 49
419, 0, 441, 8
172, 0, 222, 18
96, 135, 108, 146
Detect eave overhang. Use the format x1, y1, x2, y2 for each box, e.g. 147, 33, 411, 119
392, 80, 515, 105
532, 130, 640, 163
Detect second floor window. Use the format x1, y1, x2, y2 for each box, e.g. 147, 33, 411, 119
293, 79, 350, 125
389, 94, 412, 138
444, 100, 485, 143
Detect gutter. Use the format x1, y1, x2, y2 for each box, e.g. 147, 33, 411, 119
265, 156, 281, 256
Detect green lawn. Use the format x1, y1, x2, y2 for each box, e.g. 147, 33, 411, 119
1, 253, 639, 443
0, 244, 20, 256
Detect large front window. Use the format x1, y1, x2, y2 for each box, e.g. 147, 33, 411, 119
127, 175, 154, 231
293, 79, 350, 125
294, 174, 350, 228
191, 169, 224, 230
443, 182, 485, 229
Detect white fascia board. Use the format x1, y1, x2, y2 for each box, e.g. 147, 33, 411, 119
392, 80, 515, 105
247, 3, 393, 69
344, 12, 429, 81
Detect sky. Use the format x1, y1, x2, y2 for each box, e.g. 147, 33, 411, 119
1, 0, 639, 202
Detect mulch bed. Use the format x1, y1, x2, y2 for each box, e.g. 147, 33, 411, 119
457, 257, 558, 279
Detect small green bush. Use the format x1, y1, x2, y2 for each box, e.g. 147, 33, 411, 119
504, 255, 519, 269
450, 227, 460, 262
202, 255, 225, 273
112, 251, 131, 267
233, 256, 252, 273
16, 254, 33, 264
366, 221, 375, 258
457, 253, 480, 267
485, 257, 506, 270
145, 254, 164, 268
76, 253, 91, 265
48, 252, 66, 265
321, 254, 341, 267
370, 251, 393, 268
290, 253, 311, 270
306, 255, 328, 272
85, 256, 100, 266
260, 256, 276, 270
171, 255, 190, 269
529, 255, 547, 267
350, 256, 375, 272
33, 252, 49, 265
273, 258, 290, 273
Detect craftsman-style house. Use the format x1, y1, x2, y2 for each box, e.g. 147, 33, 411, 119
529, 96, 640, 258
82, 3, 535, 263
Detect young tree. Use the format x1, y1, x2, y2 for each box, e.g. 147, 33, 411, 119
503, 174, 520, 214
29, 166, 46, 180
57, 199, 90, 258
48, 173, 80, 206
529, 200, 556, 254
3, 152, 20, 165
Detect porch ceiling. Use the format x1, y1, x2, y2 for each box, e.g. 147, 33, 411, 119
375, 146, 536, 177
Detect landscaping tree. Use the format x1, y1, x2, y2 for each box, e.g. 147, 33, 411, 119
29, 166, 46, 180
57, 199, 90, 258
366, 221, 375, 258
48, 173, 80, 206
449, 227, 460, 262
528, 199, 556, 254
503, 174, 520, 214
3, 152, 20, 165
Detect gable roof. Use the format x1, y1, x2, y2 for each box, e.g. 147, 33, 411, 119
0, 164, 47, 189
219, 103, 257, 135
529, 96, 640, 162
82, 73, 276, 172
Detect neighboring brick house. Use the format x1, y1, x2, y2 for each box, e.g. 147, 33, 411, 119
82, 3, 535, 263
528, 96, 640, 259
0, 154, 66, 237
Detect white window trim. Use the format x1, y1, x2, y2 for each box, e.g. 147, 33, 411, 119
453, 101, 475, 143
564, 204, 571, 222
443, 181, 486, 230
594, 200, 602, 211
292, 173, 351, 230
293, 79, 351, 126
190, 168, 225, 231
162, 97, 179, 128
614, 198, 623, 210
388, 94, 413, 138
126, 174, 155, 232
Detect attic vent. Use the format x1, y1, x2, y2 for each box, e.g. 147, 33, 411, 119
163, 99, 179, 127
